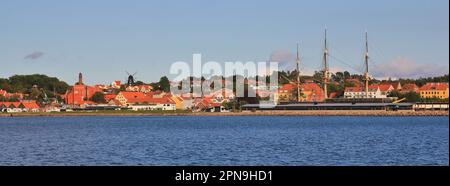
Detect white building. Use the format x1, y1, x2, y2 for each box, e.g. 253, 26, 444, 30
344, 86, 387, 99
212, 88, 235, 101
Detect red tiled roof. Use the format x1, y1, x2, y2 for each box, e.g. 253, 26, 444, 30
119, 91, 175, 105
118, 92, 147, 103
170, 96, 183, 102
419, 83, 449, 91
196, 98, 221, 108
345, 87, 364, 92
391, 82, 402, 90
401, 83, 418, 92
21, 102, 40, 109
377, 84, 394, 92
368, 85, 381, 91
329, 92, 338, 99
103, 94, 117, 102
119, 91, 146, 98
279, 84, 294, 92
12, 102, 21, 107
147, 97, 176, 104
0, 102, 21, 108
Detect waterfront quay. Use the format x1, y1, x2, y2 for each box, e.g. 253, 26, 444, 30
0, 109, 448, 117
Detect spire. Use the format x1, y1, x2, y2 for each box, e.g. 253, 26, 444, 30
322, 28, 329, 99
296, 43, 301, 102
78, 72, 83, 85
365, 31, 369, 74
364, 31, 370, 98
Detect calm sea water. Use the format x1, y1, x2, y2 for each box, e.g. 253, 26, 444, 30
0, 116, 448, 166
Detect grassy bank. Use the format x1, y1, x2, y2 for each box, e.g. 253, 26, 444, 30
0, 110, 448, 117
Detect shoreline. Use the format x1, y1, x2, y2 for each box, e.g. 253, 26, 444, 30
0, 110, 448, 117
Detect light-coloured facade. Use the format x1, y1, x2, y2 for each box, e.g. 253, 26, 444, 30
344, 86, 387, 99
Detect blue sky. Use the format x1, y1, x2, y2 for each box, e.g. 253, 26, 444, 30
0, 0, 448, 85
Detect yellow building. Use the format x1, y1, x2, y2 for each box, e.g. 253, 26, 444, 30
170, 95, 184, 110
418, 83, 449, 99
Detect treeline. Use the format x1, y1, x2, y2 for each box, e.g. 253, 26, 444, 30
393, 75, 449, 87
280, 70, 449, 86
0, 74, 69, 101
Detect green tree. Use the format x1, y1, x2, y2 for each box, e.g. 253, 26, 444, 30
0, 74, 68, 94
91, 92, 106, 103
155, 76, 171, 92
332, 72, 345, 83
135, 81, 145, 86
328, 83, 344, 96
343, 71, 351, 79
402, 91, 421, 102
388, 90, 401, 98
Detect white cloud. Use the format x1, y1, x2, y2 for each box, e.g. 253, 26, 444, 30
371, 57, 449, 79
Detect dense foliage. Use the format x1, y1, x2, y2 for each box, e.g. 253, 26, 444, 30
150, 76, 171, 92
91, 92, 107, 103
0, 74, 69, 103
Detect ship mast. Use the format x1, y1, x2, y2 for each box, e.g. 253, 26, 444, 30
364, 31, 369, 98
322, 29, 329, 99
296, 43, 301, 102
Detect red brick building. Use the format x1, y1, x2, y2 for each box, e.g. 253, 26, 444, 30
63, 73, 102, 107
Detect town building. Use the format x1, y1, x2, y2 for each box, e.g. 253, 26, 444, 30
400, 83, 419, 94
301, 83, 325, 102
418, 83, 449, 99
114, 91, 176, 110
103, 94, 117, 103
114, 92, 147, 106
376, 84, 395, 96
276, 83, 325, 103
193, 98, 229, 112
277, 84, 295, 102
63, 73, 103, 107
0, 89, 7, 97
344, 85, 387, 99
125, 85, 153, 93
390, 82, 402, 91
0, 101, 40, 112
0, 89, 25, 100
111, 81, 122, 89
212, 88, 235, 101
170, 95, 184, 110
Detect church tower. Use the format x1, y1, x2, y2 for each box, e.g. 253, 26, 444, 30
78, 73, 83, 84
77, 73, 84, 85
